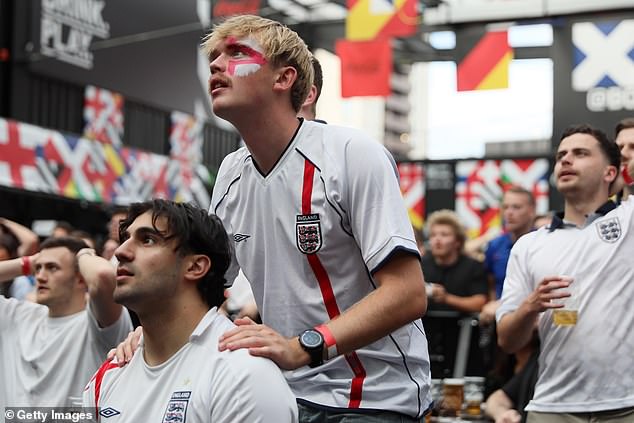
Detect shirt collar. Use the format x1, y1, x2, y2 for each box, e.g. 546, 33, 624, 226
549, 200, 616, 232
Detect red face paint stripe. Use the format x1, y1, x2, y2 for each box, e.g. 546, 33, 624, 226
225, 36, 268, 76
301, 159, 367, 408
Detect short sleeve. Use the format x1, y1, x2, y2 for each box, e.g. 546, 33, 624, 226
342, 136, 419, 273
210, 350, 298, 422
87, 304, 133, 351
496, 234, 535, 323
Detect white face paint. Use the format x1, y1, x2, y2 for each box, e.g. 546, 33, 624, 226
226, 36, 268, 77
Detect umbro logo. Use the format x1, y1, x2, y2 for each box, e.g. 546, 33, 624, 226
100, 407, 121, 418
234, 233, 251, 242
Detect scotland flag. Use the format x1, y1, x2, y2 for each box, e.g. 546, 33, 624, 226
572, 19, 634, 92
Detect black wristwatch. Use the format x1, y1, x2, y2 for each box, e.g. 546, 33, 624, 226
299, 329, 324, 368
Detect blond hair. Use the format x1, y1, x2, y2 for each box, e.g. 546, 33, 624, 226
426, 209, 467, 250
202, 15, 313, 112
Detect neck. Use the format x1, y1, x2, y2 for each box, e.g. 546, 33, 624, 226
434, 250, 460, 267
48, 295, 86, 318
138, 296, 209, 366
564, 190, 609, 226
509, 225, 532, 242
237, 112, 300, 175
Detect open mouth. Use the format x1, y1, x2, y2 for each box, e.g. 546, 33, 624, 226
209, 77, 229, 94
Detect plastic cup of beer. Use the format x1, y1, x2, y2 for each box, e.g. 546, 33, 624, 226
463, 376, 485, 416
552, 276, 577, 326
442, 378, 464, 416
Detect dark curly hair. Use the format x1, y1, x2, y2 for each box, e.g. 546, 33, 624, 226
119, 199, 231, 308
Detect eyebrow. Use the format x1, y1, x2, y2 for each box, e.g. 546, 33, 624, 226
122, 226, 165, 242
556, 147, 591, 158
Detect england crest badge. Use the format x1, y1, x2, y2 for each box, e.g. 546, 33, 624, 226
596, 217, 621, 243
296, 213, 322, 254
162, 391, 191, 423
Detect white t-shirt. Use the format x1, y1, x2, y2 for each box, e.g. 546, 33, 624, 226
497, 198, 634, 413
211, 119, 432, 418
0, 298, 132, 414
83, 308, 298, 423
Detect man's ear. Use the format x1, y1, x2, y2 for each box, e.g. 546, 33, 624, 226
184, 255, 212, 282
302, 85, 317, 108
273, 66, 298, 92
605, 165, 618, 184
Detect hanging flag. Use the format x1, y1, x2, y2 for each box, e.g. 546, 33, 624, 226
397, 162, 426, 230
83, 85, 124, 147
457, 30, 513, 91
346, 0, 418, 41
213, 0, 261, 18
336, 38, 392, 98
169, 111, 203, 164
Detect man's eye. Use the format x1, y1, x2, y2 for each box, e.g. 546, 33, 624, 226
231, 50, 248, 59
143, 237, 156, 245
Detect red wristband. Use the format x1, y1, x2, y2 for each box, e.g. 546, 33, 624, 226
21, 256, 31, 276
315, 324, 338, 361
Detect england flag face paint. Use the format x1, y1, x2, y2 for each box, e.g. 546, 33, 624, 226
225, 36, 268, 77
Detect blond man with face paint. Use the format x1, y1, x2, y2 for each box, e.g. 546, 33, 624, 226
202, 15, 432, 423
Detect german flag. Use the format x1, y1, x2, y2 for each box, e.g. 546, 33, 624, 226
346, 0, 418, 42
456, 30, 513, 91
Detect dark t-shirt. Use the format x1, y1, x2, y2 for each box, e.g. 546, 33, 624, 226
421, 254, 488, 313
501, 351, 539, 423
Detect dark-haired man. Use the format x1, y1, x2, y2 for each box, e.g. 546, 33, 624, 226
0, 236, 132, 411
83, 200, 297, 422
497, 124, 634, 422
615, 117, 634, 200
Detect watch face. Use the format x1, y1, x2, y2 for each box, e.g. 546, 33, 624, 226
301, 330, 323, 348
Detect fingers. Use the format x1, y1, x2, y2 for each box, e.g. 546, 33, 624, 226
234, 316, 256, 326
533, 276, 573, 311
115, 326, 143, 366
219, 324, 269, 351
106, 348, 116, 360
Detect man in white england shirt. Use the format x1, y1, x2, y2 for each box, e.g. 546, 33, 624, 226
83, 199, 297, 422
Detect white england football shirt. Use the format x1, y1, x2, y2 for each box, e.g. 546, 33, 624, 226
211, 119, 432, 418
83, 308, 298, 423
0, 299, 132, 414
497, 198, 634, 412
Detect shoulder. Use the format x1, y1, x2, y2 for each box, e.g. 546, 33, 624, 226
300, 122, 394, 165
211, 146, 250, 209
514, 229, 540, 248
0, 296, 46, 321
214, 147, 250, 187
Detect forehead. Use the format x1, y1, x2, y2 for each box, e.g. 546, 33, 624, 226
616, 127, 634, 145
503, 191, 531, 204
36, 246, 74, 265
430, 223, 456, 234
126, 211, 168, 233
213, 35, 263, 54
558, 132, 600, 152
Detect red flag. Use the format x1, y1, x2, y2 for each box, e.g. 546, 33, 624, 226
336, 39, 392, 98
213, 0, 260, 18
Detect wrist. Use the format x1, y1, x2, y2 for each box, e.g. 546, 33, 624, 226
293, 337, 312, 368
314, 324, 338, 361
20, 256, 32, 276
